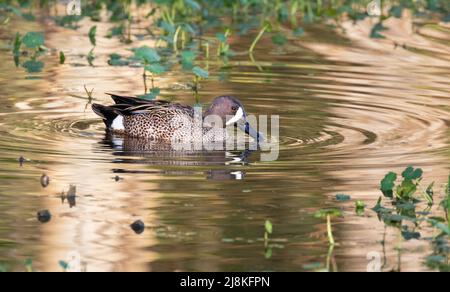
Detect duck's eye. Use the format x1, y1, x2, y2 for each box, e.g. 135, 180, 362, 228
231, 106, 238, 112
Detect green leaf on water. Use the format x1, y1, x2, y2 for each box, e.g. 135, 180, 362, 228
108, 54, 129, 66
88, 25, 97, 47
335, 194, 351, 202
59, 51, 65, 64
87, 49, 95, 66
106, 25, 124, 39
134, 46, 161, 64
402, 166, 423, 180
314, 208, 342, 219
181, 51, 197, 63
389, 6, 403, 18
13, 32, 21, 56
396, 179, 417, 199
401, 230, 421, 241
380, 172, 397, 197
192, 66, 209, 78
159, 21, 176, 34
216, 32, 228, 43
370, 22, 386, 39
265, 220, 273, 234
22, 59, 44, 73
59, 260, 69, 270
138, 88, 161, 100
356, 200, 365, 209
429, 219, 450, 235
355, 200, 365, 215
271, 33, 288, 46
185, 0, 201, 11
24, 258, 33, 272
293, 27, 305, 37
145, 63, 166, 75
22, 32, 44, 49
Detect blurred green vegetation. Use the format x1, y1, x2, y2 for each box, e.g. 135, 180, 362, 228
1, 0, 449, 92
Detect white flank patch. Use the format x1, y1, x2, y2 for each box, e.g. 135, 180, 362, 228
231, 171, 243, 180
111, 115, 124, 130
226, 107, 244, 126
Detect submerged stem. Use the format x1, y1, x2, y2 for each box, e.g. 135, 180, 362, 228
249, 23, 270, 54
327, 215, 335, 246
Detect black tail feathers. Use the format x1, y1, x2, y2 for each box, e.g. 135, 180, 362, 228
92, 104, 119, 129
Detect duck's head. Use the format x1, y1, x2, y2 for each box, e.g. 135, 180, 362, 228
204, 95, 264, 142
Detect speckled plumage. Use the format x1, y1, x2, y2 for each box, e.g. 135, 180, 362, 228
92, 94, 242, 143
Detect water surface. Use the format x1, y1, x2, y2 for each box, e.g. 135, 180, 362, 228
1, 15, 450, 271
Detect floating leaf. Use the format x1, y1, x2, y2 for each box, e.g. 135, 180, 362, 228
159, 21, 176, 34
59, 51, 65, 64
335, 194, 351, 202
185, 0, 201, 10
22, 32, 44, 49
380, 172, 397, 197
87, 49, 95, 66
88, 26, 97, 46
402, 166, 423, 180
314, 208, 342, 219
134, 46, 161, 64
401, 230, 421, 241
355, 200, 365, 209
271, 33, 288, 46
22, 59, 44, 73
216, 32, 228, 43
370, 22, 386, 39
355, 200, 365, 215
389, 6, 403, 18
293, 27, 305, 37
138, 88, 160, 100
192, 66, 209, 78
396, 179, 417, 199
108, 53, 129, 66
13, 32, 21, 56
265, 220, 273, 234
59, 260, 69, 270
106, 25, 124, 39
145, 63, 166, 75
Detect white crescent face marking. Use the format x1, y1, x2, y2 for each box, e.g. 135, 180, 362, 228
111, 115, 124, 130
226, 107, 244, 126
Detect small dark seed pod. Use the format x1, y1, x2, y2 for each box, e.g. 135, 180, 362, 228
130, 220, 145, 234
37, 210, 52, 223
40, 174, 50, 188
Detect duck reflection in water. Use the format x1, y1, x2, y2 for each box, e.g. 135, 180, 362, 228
98, 133, 257, 181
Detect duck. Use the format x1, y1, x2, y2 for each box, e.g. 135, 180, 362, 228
92, 94, 263, 143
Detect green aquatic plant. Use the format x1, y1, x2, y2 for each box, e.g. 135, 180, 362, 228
380, 166, 428, 202
314, 209, 342, 246
192, 66, 209, 104
335, 194, 351, 202
24, 258, 33, 272
249, 21, 272, 54
59, 51, 65, 65
216, 28, 232, 56
133, 46, 166, 96
12, 31, 46, 73
87, 26, 97, 66
355, 200, 365, 215
264, 220, 273, 259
